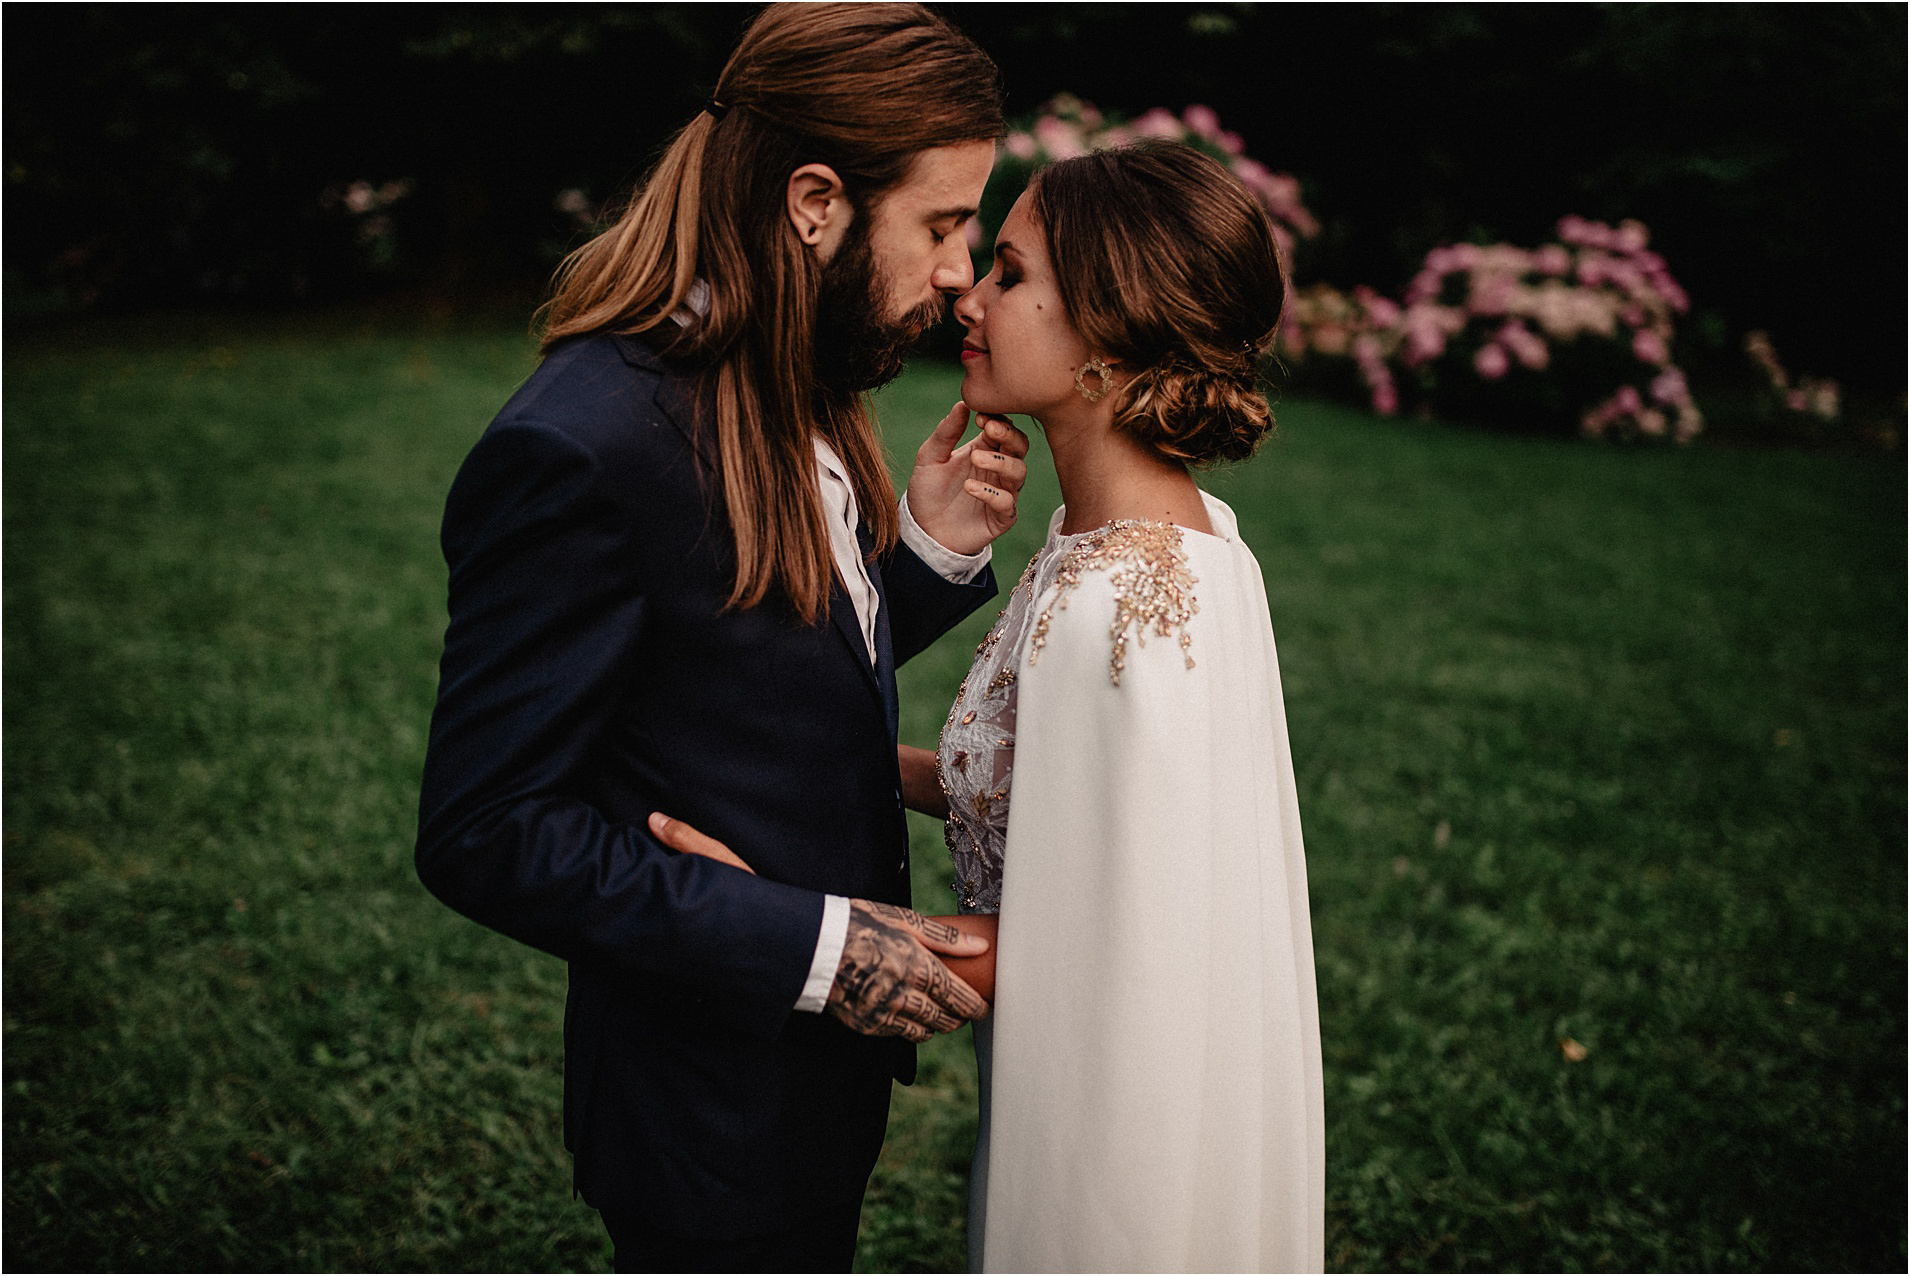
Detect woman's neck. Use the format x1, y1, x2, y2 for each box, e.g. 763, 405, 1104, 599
1041, 408, 1212, 537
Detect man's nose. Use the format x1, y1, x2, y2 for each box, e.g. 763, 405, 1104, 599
932, 241, 975, 295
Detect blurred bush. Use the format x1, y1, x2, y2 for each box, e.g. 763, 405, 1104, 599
5, 4, 1903, 401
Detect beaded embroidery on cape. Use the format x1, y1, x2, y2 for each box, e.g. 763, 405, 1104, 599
939, 517, 1199, 913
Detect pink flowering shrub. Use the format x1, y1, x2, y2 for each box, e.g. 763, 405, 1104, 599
983, 95, 1320, 273
986, 102, 1864, 447
1284, 217, 1707, 442
1744, 330, 1843, 422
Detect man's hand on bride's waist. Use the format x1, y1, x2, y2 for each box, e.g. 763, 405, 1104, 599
646, 812, 990, 1042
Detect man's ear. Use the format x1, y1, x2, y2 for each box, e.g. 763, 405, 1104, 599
786, 162, 852, 262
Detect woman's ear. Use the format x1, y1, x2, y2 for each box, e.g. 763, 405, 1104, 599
786, 163, 851, 261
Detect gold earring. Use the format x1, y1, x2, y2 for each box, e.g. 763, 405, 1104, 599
1075, 356, 1113, 403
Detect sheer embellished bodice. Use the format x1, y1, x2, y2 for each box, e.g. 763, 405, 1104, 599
938, 515, 1200, 914
937, 555, 1034, 915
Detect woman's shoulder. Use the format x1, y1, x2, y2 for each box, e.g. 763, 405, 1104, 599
1027, 495, 1266, 687
1031, 519, 1201, 687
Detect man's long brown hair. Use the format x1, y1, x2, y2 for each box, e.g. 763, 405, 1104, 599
540, 4, 1002, 624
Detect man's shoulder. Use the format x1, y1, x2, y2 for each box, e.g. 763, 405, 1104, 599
490, 331, 701, 461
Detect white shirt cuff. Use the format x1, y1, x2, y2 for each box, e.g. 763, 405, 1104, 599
898, 493, 991, 584
795, 893, 852, 1014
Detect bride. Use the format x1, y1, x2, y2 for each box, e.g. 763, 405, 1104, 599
917, 140, 1323, 1273
658, 141, 1323, 1272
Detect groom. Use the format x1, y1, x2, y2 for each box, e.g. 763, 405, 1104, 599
415, 5, 1025, 1271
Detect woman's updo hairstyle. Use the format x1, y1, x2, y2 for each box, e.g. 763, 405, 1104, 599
1029, 141, 1287, 464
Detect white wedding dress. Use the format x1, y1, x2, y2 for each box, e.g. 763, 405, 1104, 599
939, 492, 1324, 1273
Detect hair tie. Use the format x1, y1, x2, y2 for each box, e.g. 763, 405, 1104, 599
705, 97, 729, 120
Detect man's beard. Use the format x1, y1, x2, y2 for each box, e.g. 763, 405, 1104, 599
812, 222, 945, 399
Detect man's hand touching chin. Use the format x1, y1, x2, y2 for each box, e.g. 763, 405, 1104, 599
904, 400, 1031, 555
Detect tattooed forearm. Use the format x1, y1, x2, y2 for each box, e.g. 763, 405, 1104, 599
826, 901, 987, 1041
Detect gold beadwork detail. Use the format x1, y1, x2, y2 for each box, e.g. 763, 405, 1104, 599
1028, 520, 1199, 685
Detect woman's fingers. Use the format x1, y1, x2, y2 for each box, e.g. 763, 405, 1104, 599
647, 811, 757, 874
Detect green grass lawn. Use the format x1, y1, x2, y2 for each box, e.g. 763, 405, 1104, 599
5, 310, 1903, 1272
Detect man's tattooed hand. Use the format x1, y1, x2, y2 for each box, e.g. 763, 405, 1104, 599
826, 900, 990, 1042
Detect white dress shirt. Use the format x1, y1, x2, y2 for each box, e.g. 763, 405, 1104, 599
795, 437, 989, 1011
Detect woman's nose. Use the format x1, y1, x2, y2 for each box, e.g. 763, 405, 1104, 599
953, 285, 982, 329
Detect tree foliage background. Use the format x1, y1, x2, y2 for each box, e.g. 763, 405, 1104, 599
6, 3, 1904, 393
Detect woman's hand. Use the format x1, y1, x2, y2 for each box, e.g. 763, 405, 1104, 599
903, 401, 1031, 556
898, 744, 950, 819
927, 912, 997, 1004
647, 812, 755, 874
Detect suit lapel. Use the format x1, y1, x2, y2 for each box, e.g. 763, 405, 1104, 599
621, 333, 895, 737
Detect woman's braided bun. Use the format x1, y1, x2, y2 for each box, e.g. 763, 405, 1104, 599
1030, 142, 1286, 465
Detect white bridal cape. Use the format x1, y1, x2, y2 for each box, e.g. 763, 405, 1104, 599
939, 493, 1324, 1273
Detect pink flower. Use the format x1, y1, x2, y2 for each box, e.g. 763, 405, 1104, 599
1233, 157, 1270, 186
1474, 343, 1510, 380
1808, 381, 1841, 419
1497, 321, 1550, 370
1675, 405, 1704, 442
1534, 244, 1572, 276
1217, 130, 1245, 155
1786, 388, 1808, 412
1631, 329, 1669, 365
1556, 215, 1593, 244
1004, 132, 1038, 161
1637, 408, 1667, 437
1614, 219, 1650, 253
1034, 115, 1085, 160
1182, 104, 1222, 139
1614, 384, 1644, 414
1312, 323, 1350, 356
1650, 367, 1688, 406
1402, 305, 1457, 364
1355, 287, 1401, 329
1132, 108, 1183, 140
1468, 275, 1515, 316
1099, 125, 1133, 149
1371, 381, 1400, 416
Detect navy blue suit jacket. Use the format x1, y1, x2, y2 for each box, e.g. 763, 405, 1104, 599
416, 333, 995, 1231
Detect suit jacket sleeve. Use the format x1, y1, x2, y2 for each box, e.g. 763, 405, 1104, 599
880, 535, 998, 668
416, 420, 827, 1041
